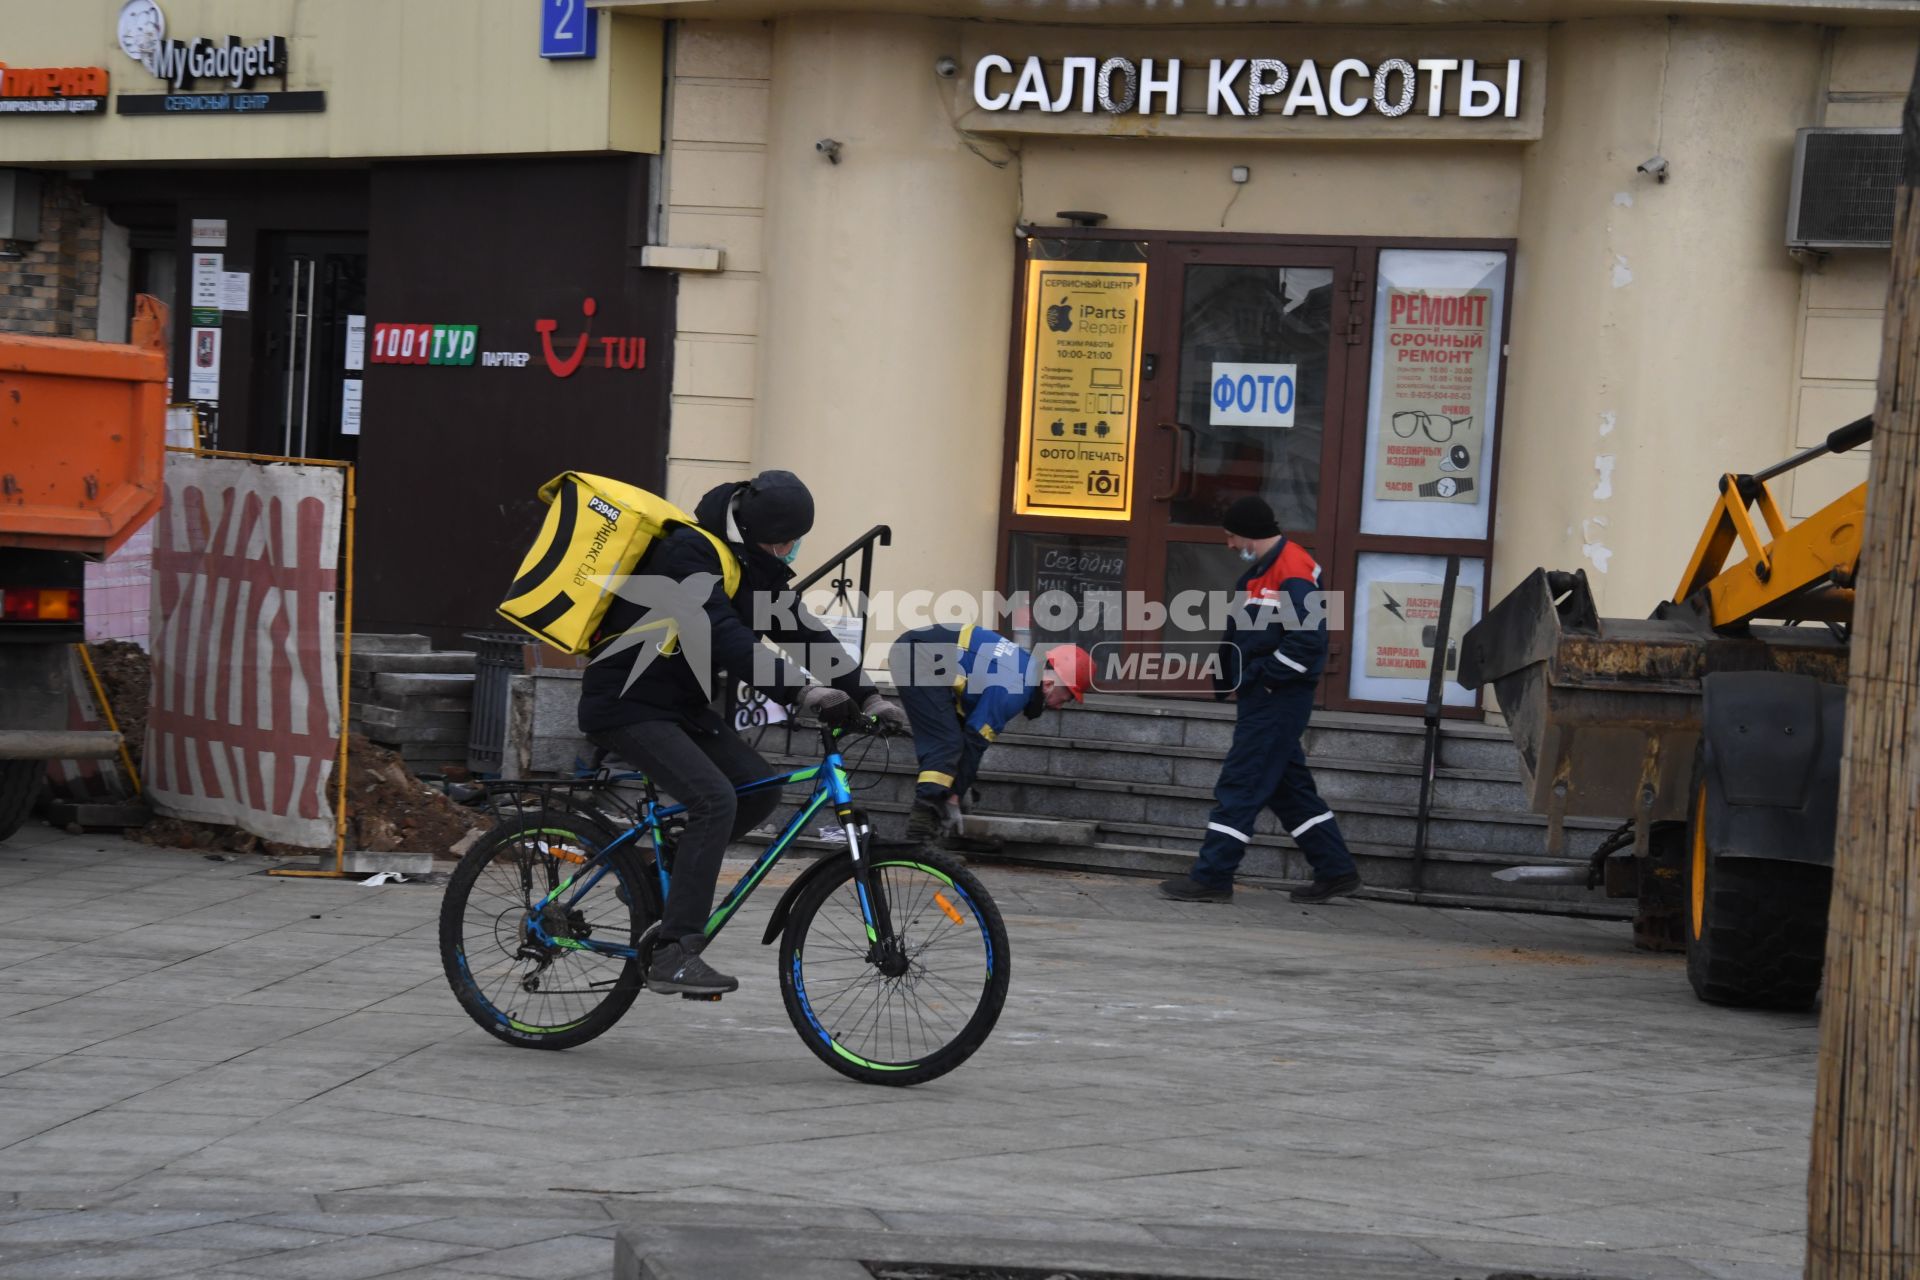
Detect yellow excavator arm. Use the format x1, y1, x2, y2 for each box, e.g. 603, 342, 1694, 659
1667, 415, 1870, 633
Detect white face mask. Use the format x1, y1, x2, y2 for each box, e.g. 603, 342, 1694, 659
1238, 548, 1257, 562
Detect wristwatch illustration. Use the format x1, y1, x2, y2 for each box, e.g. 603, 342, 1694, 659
1418, 476, 1475, 499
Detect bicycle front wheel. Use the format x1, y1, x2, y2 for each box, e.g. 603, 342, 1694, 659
779, 850, 1009, 1086
440, 809, 654, 1051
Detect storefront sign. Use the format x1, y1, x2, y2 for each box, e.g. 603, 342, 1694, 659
534, 297, 645, 377
113, 1, 323, 115
1014, 260, 1147, 520
190, 217, 225, 247
541, 0, 600, 60
1209, 362, 1296, 429
973, 55, 1522, 121
117, 91, 326, 114
1361, 580, 1477, 681
371, 322, 480, 366
0, 64, 109, 115
1359, 249, 1507, 542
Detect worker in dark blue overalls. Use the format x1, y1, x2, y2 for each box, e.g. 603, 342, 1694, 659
1160, 496, 1362, 905
888, 625, 1093, 845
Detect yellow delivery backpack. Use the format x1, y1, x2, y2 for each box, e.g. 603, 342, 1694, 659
497, 471, 741, 655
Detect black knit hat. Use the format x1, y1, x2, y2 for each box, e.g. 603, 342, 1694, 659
1222, 496, 1280, 539
736, 470, 814, 543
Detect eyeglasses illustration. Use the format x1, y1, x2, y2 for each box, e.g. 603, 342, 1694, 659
1390, 411, 1472, 442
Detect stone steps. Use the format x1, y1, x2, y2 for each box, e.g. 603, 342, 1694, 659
743, 692, 1622, 912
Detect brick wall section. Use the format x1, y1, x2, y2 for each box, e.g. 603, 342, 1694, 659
0, 177, 102, 339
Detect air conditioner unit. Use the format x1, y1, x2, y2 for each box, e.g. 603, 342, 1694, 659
1788, 127, 1904, 250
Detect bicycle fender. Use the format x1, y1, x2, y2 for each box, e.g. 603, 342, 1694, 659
760, 851, 853, 945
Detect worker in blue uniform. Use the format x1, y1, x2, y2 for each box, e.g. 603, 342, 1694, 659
1159, 496, 1363, 905
887, 625, 1093, 845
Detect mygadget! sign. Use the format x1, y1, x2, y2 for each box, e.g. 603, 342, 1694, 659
113, 0, 324, 115
953, 28, 1545, 140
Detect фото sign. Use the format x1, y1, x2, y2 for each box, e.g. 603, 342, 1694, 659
1209, 362, 1297, 429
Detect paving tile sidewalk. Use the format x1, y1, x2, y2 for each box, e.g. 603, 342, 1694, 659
0, 827, 1817, 1279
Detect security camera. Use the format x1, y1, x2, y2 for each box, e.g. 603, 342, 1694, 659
1636, 155, 1669, 182
934, 55, 959, 78
815, 138, 841, 164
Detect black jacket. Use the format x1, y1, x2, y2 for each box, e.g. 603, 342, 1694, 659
1215, 536, 1329, 701
577, 481, 877, 734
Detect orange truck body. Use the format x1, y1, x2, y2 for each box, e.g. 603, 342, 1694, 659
0, 296, 169, 558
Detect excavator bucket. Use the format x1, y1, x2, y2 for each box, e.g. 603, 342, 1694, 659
1458, 568, 1848, 854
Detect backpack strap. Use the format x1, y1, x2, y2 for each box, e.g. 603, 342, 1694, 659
682, 523, 742, 598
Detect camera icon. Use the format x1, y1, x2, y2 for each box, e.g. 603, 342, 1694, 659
1085, 469, 1121, 497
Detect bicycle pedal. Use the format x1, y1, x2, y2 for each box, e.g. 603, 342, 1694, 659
680, 992, 724, 1002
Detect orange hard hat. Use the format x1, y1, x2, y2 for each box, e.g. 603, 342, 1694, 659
1044, 643, 1094, 702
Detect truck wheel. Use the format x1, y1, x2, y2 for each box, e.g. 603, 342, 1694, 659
1685, 777, 1831, 1010
0, 760, 44, 843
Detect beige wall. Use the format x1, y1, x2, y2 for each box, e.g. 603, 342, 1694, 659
752, 14, 1020, 623
1019, 140, 1523, 238
0, 0, 661, 163
1498, 17, 1829, 616
660, 20, 774, 512
1781, 26, 1914, 522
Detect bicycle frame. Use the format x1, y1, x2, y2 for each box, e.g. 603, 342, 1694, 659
520, 726, 893, 962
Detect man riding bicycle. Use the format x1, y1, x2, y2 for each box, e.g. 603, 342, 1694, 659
578, 470, 908, 996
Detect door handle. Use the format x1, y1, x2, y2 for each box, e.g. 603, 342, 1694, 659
1150, 421, 1193, 502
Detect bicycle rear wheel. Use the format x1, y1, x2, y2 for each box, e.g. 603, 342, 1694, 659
440, 808, 656, 1050
778, 850, 1009, 1086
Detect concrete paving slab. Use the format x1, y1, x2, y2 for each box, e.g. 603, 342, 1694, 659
0, 831, 1827, 1277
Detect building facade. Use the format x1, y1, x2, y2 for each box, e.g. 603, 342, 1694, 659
6, 0, 1916, 714
1, 0, 671, 641
619, 0, 1917, 715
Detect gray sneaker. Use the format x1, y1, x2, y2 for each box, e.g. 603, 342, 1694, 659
647, 942, 738, 996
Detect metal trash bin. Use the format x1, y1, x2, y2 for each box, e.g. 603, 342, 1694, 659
465, 631, 533, 775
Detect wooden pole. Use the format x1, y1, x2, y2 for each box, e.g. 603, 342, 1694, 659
1805, 54, 1920, 1280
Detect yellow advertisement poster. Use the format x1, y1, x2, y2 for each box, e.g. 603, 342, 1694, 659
1014, 260, 1147, 519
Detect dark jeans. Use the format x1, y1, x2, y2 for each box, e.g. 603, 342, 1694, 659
585, 720, 780, 948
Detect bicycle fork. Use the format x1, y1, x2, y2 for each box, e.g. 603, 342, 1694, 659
829, 760, 909, 978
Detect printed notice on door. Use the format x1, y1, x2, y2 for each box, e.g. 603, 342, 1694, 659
1373, 287, 1492, 504
1362, 579, 1477, 682
1015, 260, 1147, 520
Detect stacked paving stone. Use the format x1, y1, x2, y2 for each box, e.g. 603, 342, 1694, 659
345, 634, 477, 770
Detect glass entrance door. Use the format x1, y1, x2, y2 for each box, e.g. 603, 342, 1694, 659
1134, 243, 1357, 682
253, 232, 367, 463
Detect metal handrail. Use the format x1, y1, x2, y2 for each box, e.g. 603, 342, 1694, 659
727, 524, 892, 748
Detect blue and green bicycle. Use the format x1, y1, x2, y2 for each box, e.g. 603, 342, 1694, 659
437, 716, 1010, 1086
